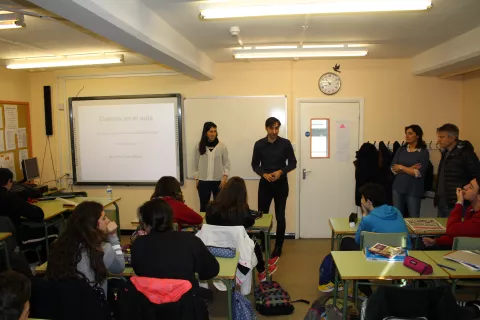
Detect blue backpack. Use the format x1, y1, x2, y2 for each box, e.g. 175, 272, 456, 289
232, 290, 256, 320
319, 253, 334, 285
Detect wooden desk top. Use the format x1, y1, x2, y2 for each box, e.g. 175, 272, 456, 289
0, 232, 12, 241
35, 197, 121, 220
329, 218, 358, 235
332, 251, 449, 280
424, 250, 480, 279
35, 252, 239, 280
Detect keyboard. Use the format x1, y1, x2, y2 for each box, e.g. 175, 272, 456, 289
38, 195, 76, 201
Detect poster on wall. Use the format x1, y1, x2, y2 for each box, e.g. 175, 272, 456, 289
4, 105, 18, 133
0, 131, 4, 152
17, 128, 27, 148
18, 149, 29, 166
5, 129, 16, 151
335, 120, 351, 162
0, 152, 16, 180
0, 106, 3, 129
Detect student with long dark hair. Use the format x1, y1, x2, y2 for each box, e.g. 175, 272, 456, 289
206, 177, 278, 282
127, 198, 219, 319
46, 201, 125, 297
391, 125, 430, 217
151, 176, 203, 228
194, 122, 230, 212
0, 271, 31, 320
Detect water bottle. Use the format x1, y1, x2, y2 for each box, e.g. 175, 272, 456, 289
106, 185, 113, 200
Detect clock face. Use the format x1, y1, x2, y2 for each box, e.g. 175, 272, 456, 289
319, 72, 341, 95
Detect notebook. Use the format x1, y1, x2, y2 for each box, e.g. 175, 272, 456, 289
444, 250, 480, 271
365, 243, 407, 262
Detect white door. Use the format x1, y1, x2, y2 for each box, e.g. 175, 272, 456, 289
298, 100, 362, 238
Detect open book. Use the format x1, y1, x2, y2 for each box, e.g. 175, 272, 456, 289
56, 197, 77, 208
444, 250, 480, 271
365, 243, 407, 262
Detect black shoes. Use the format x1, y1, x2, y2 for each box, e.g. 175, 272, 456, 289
271, 245, 283, 258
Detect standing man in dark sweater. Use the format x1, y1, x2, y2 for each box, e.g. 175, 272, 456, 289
251, 117, 297, 258
435, 124, 479, 217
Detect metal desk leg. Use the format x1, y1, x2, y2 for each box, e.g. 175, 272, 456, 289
227, 279, 233, 320
331, 230, 335, 251
264, 228, 271, 282
452, 279, 457, 294
333, 267, 339, 306
113, 202, 121, 238
0, 241, 10, 270
44, 221, 49, 257
354, 281, 359, 309
336, 235, 342, 251
343, 280, 349, 320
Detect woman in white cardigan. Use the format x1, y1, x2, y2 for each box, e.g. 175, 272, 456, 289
193, 122, 230, 212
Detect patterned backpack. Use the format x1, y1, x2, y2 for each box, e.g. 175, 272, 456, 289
232, 290, 257, 320
254, 281, 295, 316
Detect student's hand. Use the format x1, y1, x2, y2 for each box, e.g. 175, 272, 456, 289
456, 187, 464, 203
272, 170, 283, 181
411, 163, 422, 170
107, 221, 118, 235
422, 237, 436, 247
219, 176, 228, 189
391, 164, 403, 173
263, 173, 275, 182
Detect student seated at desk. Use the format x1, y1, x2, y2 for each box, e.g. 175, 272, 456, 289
423, 177, 480, 249
206, 176, 278, 282
0, 168, 56, 255
0, 271, 31, 320
46, 201, 125, 298
124, 198, 219, 320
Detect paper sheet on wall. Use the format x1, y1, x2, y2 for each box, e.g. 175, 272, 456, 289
17, 128, 27, 148
4, 105, 18, 133
5, 129, 16, 151
335, 120, 351, 162
18, 149, 29, 165
0, 131, 4, 152
0, 152, 16, 181
0, 106, 3, 129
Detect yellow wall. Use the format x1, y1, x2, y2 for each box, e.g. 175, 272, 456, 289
462, 70, 480, 149
0, 69, 30, 102
23, 59, 464, 232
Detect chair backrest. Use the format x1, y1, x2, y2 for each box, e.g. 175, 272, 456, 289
360, 231, 408, 249
453, 237, 480, 250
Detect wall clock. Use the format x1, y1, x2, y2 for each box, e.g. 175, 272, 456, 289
318, 72, 341, 95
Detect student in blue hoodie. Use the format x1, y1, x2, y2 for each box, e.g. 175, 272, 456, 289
341, 182, 412, 251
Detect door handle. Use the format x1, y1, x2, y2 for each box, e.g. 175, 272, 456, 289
302, 169, 312, 179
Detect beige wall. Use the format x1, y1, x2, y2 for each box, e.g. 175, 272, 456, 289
462, 69, 480, 149
23, 59, 465, 232
0, 69, 30, 102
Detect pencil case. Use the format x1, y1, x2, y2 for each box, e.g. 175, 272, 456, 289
403, 256, 433, 275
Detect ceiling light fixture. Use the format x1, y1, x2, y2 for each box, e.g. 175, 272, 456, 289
0, 12, 25, 29
6, 54, 124, 69
302, 44, 345, 49
347, 44, 369, 47
233, 50, 368, 59
255, 45, 298, 50
200, 0, 432, 19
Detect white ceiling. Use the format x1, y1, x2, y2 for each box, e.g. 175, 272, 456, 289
0, 0, 154, 66
142, 0, 480, 62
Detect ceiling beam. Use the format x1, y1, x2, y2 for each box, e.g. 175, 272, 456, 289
413, 26, 480, 77
26, 0, 214, 80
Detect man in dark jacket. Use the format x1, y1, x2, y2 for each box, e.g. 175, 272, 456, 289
0, 168, 45, 244
435, 124, 479, 217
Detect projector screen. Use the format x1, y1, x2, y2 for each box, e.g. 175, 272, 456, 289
69, 94, 183, 185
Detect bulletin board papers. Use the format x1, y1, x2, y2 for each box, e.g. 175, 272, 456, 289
17, 128, 27, 148
0, 152, 16, 180
4, 105, 18, 133
18, 149, 29, 165
0, 106, 3, 129
5, 129, 16, 151
0, 131, 4, 152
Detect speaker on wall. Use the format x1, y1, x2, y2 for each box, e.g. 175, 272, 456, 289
44, 86, 53, 136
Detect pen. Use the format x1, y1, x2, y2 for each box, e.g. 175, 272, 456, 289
437, 264, 456, 271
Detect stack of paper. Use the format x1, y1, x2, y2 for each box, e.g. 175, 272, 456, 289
444, 250, 480, 271
56, 197, 77, 207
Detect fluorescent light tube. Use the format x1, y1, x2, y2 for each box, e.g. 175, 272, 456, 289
255, 45, 298, 50
234, 50, 368, 59
0, 20, 22, 29
200, 0, 432, 19
302, 44, 345, 49
348, 44, 369, 47
6, 54, 124, 69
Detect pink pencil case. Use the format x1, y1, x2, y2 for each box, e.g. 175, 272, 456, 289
403, 256, 433, 275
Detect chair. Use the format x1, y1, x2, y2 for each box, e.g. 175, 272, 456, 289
360, 231, 408, 249
453, 237, 480, 250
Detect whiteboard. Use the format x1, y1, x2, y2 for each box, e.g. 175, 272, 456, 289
184, 96, 287, 180
69, 94, 183, 185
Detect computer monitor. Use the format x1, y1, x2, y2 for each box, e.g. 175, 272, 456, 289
22, 157, 40, 181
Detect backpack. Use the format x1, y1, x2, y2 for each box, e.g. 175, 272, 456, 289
232, 290, 256, 320
304, 296, 330, 320
319, 254, 334, 285
254, 281, 295, 316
